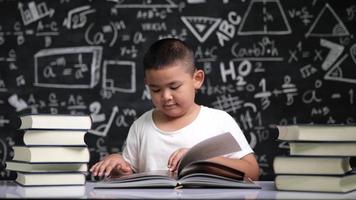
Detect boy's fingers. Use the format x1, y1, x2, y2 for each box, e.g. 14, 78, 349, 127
169, 155, 181, 172
98, 160, 111, 176
91, 162, 103, 176
104, 163, 117, 177
168, 151, 178, 169
89, 163, 97, 172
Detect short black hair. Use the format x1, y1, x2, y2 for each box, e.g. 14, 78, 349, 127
143, 38, 195, 74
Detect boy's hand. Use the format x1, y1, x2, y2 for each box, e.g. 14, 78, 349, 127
90, 153, 133, 177
167, 148, 189, 172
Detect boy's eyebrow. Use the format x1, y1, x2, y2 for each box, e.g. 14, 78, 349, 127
147, 84, 159, 88
148, 81, 182, 88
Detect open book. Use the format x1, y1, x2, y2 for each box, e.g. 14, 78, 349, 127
94, 132, 260, 189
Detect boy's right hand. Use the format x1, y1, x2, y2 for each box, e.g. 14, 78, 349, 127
90, 153, 133, 177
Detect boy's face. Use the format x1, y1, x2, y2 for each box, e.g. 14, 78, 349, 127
145, 61, 204, 119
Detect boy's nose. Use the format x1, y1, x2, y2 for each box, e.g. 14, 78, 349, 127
162, 90, 173, 101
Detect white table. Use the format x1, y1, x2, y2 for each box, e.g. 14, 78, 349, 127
1, 181, 356, 199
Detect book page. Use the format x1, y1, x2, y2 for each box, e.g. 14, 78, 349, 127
177, 132, 241, 175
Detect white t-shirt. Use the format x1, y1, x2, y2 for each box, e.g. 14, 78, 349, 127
122, 106, 253, 173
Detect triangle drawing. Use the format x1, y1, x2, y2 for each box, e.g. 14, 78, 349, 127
238, 0, 291, 35
324, 54, 356, 84
306, 3, 349, 37
181, 16, 221, 43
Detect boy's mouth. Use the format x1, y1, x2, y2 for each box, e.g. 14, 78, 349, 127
163, 104, 176, 109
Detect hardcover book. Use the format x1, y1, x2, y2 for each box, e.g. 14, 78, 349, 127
273, 156, 352, 175
275, 172, 356, 193
276, 125, 356, 141
289, 142, 356, 156
6, 160, 88, 173
19, 129, 87, 146
19, 114, 92, 130
15, 172, 86, 186
12, 146, 90, 163
95, 132, 261, 189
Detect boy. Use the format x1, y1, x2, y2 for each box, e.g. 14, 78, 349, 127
90, 38, 259, 180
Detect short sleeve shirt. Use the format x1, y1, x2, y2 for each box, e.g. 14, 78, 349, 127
122, 106, 253, 172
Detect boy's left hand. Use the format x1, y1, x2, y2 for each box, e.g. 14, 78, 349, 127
167, 148, 189, 172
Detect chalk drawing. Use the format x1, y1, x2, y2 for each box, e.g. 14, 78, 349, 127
231, 37, 283, 61
63, 5, 96, 29
350, 43, 356, 65
320, 39, 344, 71
0, 79, 7, 92
302, 80, 322, 104
238, 0, 291, 35
89, 106, 119, 137
249, 131, 257, 149
34, 46, 102, 88
114, 0, 178, 9
85, 22, 118, 47
18, 1, 55, 26
0, 116, 9, 128
254, 78, 272, 110
324, 54, 356, 84
212, 94, 244, 113
181, 16, 221, 43
187, 0, 206, 3
8, 94, 27, 112
306, 3, 349, 37
102, 60, 136, 94
89, 101, 106, 123
300, 64, 318, 78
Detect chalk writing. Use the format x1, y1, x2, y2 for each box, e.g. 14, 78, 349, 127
0, 0, 355, 181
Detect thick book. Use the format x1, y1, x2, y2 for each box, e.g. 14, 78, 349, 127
12, 146, 90, 163
276, 125, 356, 141
273, 156, 352, 175
19, 114, 92, 130
95, 132, 261, 189
289, 142, 356, 156
275, 172, 356, 193
19, 129, 87, 146
5, 185, 85, 198
6, 160, 88, 173
15, 172, 86, 186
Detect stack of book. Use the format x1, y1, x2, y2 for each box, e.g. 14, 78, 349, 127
273, 125, 356, 193
6, 114, 92, 186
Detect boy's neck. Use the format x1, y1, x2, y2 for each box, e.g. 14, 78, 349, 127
153, 104, 201, 132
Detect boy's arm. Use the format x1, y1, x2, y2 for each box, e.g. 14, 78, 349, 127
208, 153, 260, 181
90, 153, 133, 177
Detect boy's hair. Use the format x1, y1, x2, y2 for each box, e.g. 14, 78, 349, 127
143, 38, 195, 74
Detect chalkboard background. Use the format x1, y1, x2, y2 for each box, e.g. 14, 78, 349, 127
0, 0, 356, 181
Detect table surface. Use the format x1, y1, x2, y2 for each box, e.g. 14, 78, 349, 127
1, 181, 356, 199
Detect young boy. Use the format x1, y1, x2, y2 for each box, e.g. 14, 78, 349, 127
90, 38, 259, 180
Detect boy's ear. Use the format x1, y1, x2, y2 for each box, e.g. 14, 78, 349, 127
193, 69, 205, 89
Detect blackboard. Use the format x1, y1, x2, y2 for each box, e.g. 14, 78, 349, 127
0, 0, 356, 181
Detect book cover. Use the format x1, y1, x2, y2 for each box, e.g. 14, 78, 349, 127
12, 146, 90, 163
276, 125, 356, 141
15, 172, 86, 186
289, 142, 356, 156
15, 129, 87, 146
6, 160, 88, 173
273, 156, 352, 175
19, 114, 92, 130
275, 171, 356, 193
